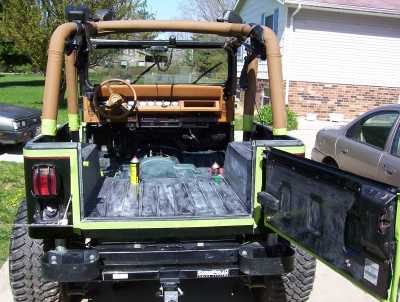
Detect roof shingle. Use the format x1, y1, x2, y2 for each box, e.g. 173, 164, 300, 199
292, 0, 400, 15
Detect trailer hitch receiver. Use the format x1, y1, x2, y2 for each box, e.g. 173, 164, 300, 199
157, 279, 184, 302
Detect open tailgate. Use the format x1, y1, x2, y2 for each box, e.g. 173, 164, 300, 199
258, 149, 399, 301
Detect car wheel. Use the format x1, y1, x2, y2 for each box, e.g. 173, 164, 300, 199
9, 201, 72, 302
322, 157, 338, 168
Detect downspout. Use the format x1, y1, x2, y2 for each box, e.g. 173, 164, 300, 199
284, 3, 302, 106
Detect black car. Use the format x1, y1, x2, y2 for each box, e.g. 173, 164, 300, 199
0, 103, 41, 145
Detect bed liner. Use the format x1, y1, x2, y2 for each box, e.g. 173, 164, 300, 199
85, 175, 249, 219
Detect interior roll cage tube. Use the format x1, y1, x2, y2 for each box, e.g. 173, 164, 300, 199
40, 20, 287, 138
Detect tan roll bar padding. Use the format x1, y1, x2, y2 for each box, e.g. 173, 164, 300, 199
41, 20, 286, 135
64, 50, 80, 132
263, 27, 287, 133
65, 51, 79, 116
243, 57, 258, 141
42, 22, 78, 123
91, 20, 252, 37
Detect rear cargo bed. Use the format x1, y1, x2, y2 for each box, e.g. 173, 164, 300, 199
85, 175, 249, 219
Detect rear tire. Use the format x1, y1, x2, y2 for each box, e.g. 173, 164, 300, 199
253, 247, 316, 302
9, 201, 65, 302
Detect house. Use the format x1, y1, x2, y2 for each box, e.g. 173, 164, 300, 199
234, 0, 400, 120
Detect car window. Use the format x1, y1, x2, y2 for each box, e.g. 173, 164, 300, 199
391, 127, 400, 157
346, 111, 399, 150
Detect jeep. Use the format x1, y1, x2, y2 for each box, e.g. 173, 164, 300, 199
8, 8, 400, 302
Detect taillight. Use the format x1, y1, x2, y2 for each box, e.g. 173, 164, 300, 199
32, 165, 57, 196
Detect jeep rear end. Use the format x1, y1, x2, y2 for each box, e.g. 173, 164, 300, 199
11, 8, 400, 302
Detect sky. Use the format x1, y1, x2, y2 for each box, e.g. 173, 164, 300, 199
147, 0, 183, 20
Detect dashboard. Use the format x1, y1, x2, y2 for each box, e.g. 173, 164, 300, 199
83, 84, 232, 124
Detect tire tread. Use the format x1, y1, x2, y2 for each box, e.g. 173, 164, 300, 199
255, 247, 316, 302
9, 202, 62, 302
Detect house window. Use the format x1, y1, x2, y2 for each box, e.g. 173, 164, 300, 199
261, 8, 279, 35
237, 38, 250, 62
237, 45, 244, 62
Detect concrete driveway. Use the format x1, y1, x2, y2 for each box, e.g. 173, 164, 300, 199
0, 144, 23, 163
0, 119, 377, 301
0, 262, 11, 302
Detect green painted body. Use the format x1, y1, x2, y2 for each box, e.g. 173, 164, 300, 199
386, 194, 400, 302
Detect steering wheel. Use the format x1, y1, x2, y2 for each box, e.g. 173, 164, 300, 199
93, 79, 137, 120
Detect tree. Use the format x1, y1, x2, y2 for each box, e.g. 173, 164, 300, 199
191, 34, 227, 74
0, 41, 31, 71
180, 0, 236, 21
0, 0, 154, 72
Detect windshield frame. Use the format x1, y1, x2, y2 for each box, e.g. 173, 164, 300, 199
78, 38, 237, 99
91, 39, 226, 49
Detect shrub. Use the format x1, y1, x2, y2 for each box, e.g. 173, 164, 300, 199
256, 105, 298, 130
13, 63, 33, 73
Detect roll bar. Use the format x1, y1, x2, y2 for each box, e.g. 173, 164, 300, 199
64, 50, 79, 132
40, 20, 287, 136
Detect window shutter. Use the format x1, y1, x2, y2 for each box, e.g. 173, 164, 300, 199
273, 9, 279, 34
265, 15, 273, 29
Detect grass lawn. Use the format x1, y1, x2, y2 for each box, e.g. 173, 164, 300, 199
0, 74, 68, 123
234, 116, 243, 131
0, 74, 63, 266
0, 162, 24, 266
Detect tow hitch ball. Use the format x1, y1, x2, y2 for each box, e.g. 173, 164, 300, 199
156, 279, 184, 302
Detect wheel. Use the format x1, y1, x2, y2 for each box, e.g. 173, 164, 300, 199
253, 247, 316, 302
322, 157, 338, 168
9, 201, 64, 302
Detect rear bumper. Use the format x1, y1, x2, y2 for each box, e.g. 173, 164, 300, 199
42, 242, 295, 282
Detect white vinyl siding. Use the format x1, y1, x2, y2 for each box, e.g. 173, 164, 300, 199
237, 0, 286, 79
290, 10, 400, 87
